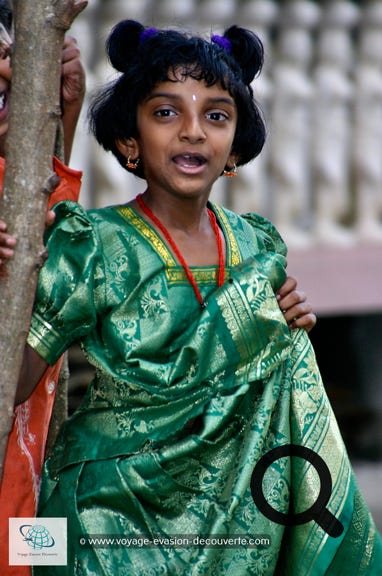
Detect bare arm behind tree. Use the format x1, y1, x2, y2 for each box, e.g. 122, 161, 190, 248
14, 345, 49, 406
61, 35, 86, 163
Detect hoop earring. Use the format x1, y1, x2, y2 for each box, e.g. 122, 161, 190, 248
223, 164, 237, 178
126, 155, 140, 170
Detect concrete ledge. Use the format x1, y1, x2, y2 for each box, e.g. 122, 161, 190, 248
287, 245, 382, 315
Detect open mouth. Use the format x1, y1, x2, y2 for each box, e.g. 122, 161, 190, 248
173, 153, 207, 169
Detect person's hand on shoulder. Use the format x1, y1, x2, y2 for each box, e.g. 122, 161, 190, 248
276, 276, 317, 332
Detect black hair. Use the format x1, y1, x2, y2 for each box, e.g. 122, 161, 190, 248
0, 0, 12, 32
89, 20, 266, 179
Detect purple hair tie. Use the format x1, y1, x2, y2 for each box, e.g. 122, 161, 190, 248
139, 27, 158, 44
211, 34, 232, 53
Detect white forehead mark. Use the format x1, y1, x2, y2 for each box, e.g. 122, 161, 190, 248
192, 94, 197, 101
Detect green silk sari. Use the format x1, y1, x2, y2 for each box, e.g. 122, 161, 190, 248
28, 201, 382, 575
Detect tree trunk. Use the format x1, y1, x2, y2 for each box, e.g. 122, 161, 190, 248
0, 0, 87, 483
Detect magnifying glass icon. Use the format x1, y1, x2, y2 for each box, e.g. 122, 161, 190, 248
250, 444, 344, 538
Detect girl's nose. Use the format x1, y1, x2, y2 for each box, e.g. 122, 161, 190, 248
179, 114, 206, 143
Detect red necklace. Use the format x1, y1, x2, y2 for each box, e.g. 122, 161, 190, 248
136, 193, 225, 308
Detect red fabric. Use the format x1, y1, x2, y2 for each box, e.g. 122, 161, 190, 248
0, 158, 82, 574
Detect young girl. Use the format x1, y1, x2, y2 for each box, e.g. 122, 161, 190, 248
7, 19, 382, 575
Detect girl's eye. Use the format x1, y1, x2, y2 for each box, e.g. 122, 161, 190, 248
207, 111, 229, 122
154, 109, 176, 118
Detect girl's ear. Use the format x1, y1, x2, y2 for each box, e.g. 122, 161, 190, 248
116, 138, 140, 162
226, 151, 239, 169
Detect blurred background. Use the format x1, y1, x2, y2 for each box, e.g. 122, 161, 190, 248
67, 0, 382, 526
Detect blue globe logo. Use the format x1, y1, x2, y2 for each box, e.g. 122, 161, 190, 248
20, 524, 55, 550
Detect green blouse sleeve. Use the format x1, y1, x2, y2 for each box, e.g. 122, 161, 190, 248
27, 201, 103, 365
241, 212, 288, 257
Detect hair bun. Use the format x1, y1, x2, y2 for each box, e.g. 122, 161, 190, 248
107, 19, 144, 73
223, 25, 264, 84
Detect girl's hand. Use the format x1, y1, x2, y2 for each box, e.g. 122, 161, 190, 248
0, 218, 16, 264
276, 276, 317, 332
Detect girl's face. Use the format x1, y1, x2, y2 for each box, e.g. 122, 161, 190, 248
121, 74, 238, 201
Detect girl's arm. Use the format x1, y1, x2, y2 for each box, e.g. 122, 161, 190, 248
14, 344, 49, 406
60, 35, 86, 164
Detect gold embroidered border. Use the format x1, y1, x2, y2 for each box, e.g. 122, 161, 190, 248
212, 203, 242, 266
117, 205, 231, 285
117, 206, 177, 268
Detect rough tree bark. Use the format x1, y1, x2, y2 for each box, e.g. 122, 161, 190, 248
0, 0, 87, 483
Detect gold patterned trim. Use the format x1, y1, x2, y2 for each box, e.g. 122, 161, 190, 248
212, 203, 241, 267
117, 204, 241, 285
117, 205, 177, 268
